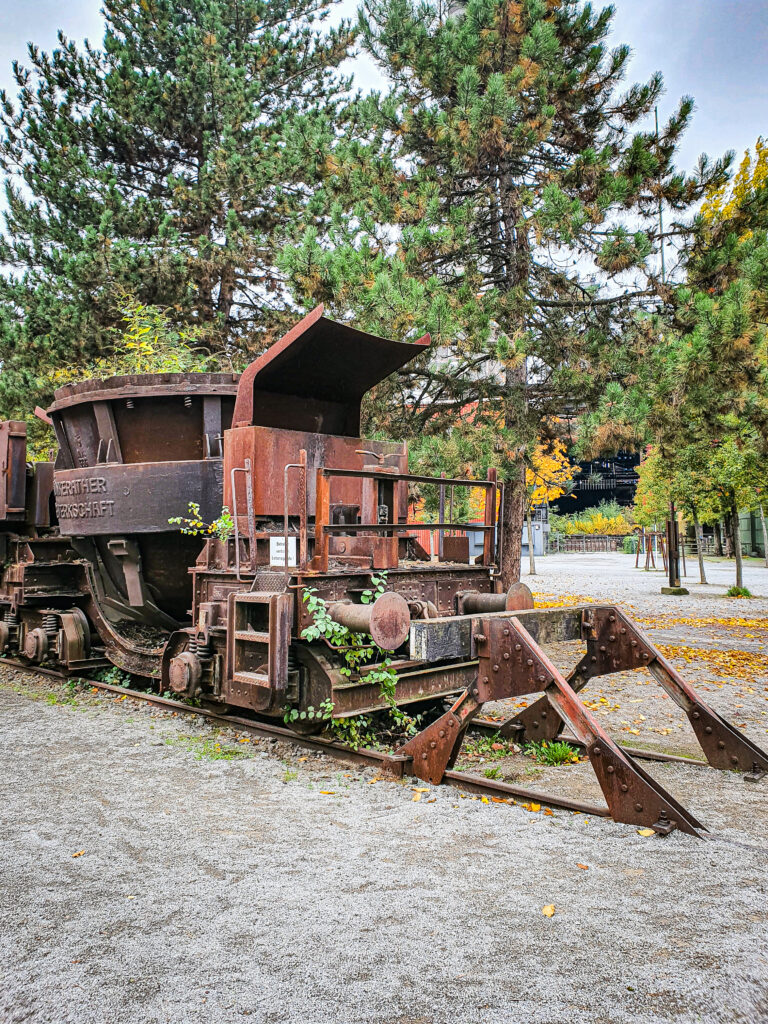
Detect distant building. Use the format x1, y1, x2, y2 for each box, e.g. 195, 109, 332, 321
552, 452, 639, 514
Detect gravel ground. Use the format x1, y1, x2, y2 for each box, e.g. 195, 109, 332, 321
2, 554, 768, 1024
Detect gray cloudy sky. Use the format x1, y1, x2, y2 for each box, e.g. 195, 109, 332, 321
1, 0, 766, 175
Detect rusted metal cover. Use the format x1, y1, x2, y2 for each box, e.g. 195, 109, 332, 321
54, 461, 224, 535
232, 304, 430, 434
0, 421, 28, 523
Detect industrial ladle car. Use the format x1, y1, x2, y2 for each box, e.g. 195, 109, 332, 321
1, 306, 765, 835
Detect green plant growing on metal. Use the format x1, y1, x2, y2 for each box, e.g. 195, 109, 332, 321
168, 502, 234, 542
283, 572, 417, 747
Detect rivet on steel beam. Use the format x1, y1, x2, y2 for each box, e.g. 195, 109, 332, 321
430, 741, 436, 749
503, 628, 509, 637
483, 676, 489, 684
526, 659, 533, 667
641, 653, 648, 660
607, 766, 614, 774
532, 720, 539, 728
590, 656, 597, 663
609, 615, 616, 622
630, 640, 637, 647
731, 756, 738, 765
635, 803, 643, 812
472, 687, 479, 696
541, 710, 547, 718
492, 665, 499, 672
539, 675, 546, 683
503, 652, 510, 660
621, 784, 628, 793
449, 720, 455, 728
515, 644, 522, 651
692, 711, 700, 719
718, 741, 725, 749
474, 633, 486, 643
422, 753, 428, 761
705, 726, 712, 734
593, 747, 602, 756
599, 645, 606, 652
609, 635, 616, 642
620, 628, 626, 635
439, 730, 445, 738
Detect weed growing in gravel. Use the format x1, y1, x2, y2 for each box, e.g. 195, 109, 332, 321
44, 692, 77, 707
524, 740, 580, 766
462, 733, 516, 760
165, 734, 251, 761
483, 766, 503, 780
726, 586, 753, 598
282, 768, 298, 783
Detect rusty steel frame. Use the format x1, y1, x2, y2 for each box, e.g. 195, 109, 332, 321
387, 606, 768, 836
311, 465, 497, 573
498, 606, 768, 782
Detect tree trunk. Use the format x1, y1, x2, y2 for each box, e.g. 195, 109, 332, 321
730, 503, 744, 589
759, 505, 768, 568
714, 521, 724, 557
692, 508, 707, 585
723, 518, 733, 558
526, 507, 536, 576
500, 464, 525, 586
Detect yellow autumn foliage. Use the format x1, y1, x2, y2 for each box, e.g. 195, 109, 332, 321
563, 512, 633, 536
702, 136, 768, 224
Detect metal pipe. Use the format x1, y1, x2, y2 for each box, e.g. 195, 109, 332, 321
327, 592, 411, 651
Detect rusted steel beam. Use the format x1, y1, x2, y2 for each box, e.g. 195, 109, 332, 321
394, 612, 709, 835
500, 605, 768, 781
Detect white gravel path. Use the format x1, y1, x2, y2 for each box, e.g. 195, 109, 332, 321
2, 658, 768, 1024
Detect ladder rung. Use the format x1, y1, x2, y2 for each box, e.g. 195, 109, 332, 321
234, 630, 270, 644
232, 670, 269, 685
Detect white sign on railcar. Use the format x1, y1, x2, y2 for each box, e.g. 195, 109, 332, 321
269, 536, 297, 567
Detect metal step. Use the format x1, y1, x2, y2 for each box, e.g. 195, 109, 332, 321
234, 592, 277, 604
234, 630, 269, 644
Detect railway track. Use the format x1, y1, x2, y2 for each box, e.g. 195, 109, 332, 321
1, 657, 612, 818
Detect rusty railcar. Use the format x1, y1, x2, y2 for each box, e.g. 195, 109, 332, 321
0, 305, 766, 835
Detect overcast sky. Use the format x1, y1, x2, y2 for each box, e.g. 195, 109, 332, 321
1, 1, 766, 177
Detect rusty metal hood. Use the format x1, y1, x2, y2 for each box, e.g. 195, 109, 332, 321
232, 305, 430, 434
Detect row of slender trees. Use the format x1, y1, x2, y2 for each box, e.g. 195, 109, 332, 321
1, 0, 764, 584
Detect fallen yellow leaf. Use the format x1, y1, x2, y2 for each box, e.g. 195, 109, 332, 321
412, 787, 430, 792
576, 863, 589, 870
543, 808, 554, 816
522, 802, 541, 813
412, 793, 422, 802
72, 850, 85, 858
542, 904, 556, 918
319, 790, 335, 795
637, 828, 656, 837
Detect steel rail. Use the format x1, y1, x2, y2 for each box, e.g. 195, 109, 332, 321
1, 658, 610, 817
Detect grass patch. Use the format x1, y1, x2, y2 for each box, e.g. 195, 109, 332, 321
483, 766, 502, 780
463, 733, 516, 760
726, 585, 753, 598
165, 734, 251, 761
524, 739, 580, 766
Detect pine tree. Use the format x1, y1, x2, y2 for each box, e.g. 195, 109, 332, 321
0, 0, 353, 416
281, 0, 729, 584
584, 137, 768, 587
